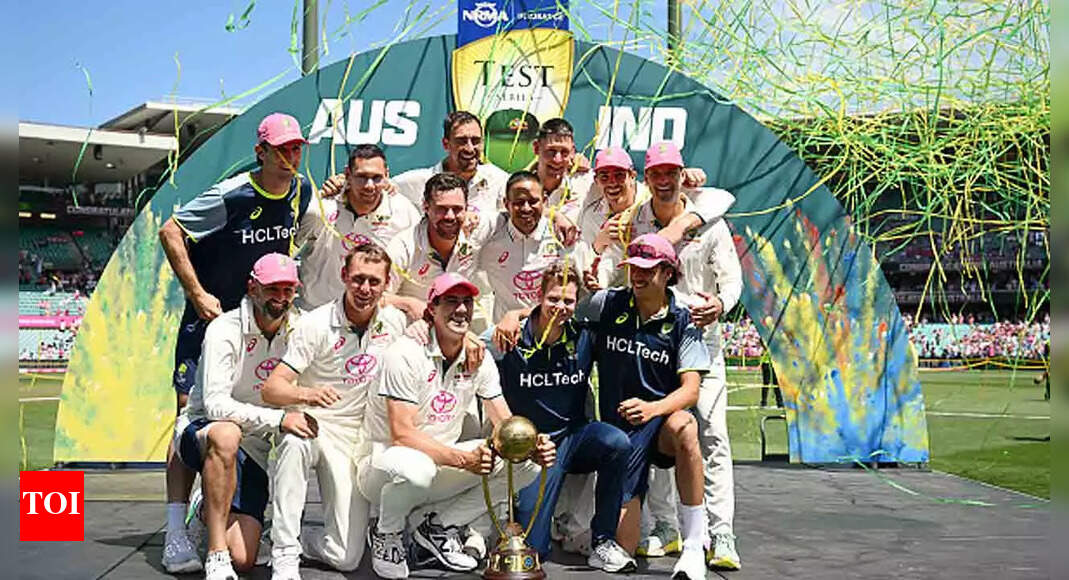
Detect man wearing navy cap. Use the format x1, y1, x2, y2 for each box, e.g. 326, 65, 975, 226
576, 233, 711, 580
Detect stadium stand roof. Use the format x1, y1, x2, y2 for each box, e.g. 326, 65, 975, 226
19, 100, 241, 186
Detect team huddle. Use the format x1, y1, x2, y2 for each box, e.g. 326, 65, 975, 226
157, 110, 743, 580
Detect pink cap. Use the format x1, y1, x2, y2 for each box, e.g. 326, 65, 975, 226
619, 233, 679, 270
644, 141, 684, 169
257, 113, 308, 146
250, 253, 300, 285
427, 272, 480, 302
594, 147, 634, 171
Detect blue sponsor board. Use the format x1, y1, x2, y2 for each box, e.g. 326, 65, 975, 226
458, 0, 569, 47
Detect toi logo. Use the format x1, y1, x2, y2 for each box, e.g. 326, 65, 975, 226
20, 471, 84, 541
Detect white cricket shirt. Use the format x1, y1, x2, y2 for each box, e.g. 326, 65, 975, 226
178, 296, 297, 469
280, 299, 407, 438
296, 194, 421, 309
364, 334, 503, 447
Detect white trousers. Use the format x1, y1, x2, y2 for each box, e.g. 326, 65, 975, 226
270, 426, 369, 572
357, 439, 540, 537
646, 354, 734, 536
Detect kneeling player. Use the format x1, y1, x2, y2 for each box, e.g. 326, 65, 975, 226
576, 234, 711, 580
359, 273, 556, 579
487, 260, 635, 572
172, 253, 312, 579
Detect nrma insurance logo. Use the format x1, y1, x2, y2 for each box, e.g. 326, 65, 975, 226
463, 2, 509, 29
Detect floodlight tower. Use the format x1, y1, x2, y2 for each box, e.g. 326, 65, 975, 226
667, 0, 682, 68
302, 0, 319, 75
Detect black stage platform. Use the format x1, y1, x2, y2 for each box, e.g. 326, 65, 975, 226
18, 464, 1048, 579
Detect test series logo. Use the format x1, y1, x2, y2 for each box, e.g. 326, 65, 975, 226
20, 471, 85, 541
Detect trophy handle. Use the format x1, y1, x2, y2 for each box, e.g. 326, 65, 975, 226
522, 467, 548, 538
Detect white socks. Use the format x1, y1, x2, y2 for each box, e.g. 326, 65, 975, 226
166, 502, 188, 536
677, 503, 706, 552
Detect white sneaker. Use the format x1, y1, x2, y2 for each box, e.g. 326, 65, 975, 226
637, 520, 682, 557
270, 558, 302, 580
370, 528, 409, 579
162, 530, 203, 573
588, 538, 637, 573
706, 533, 741, 570
672, 548, 707, 580
204, 550, 238, 580
412, 513, 478, 572
461, 526, 487, 561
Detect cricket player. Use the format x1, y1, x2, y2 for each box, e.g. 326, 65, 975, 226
478, 170, 570, 323
261, 242, 406, 579
603, 142, 744, 571
296, 144, 420, 309
172, 253, 309, 580
159, 112, 320, 574
576, 233, 712, 580
358, 272, 556, 579
487, 259, 636, 572
392, 111, 509, 217
383, 172, 492, 325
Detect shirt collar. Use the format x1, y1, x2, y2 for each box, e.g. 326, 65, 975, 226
505, 215, 550, 243
521, 306, 577, 347
343, 192, 392, 221
645, 195, 692, 230
424, 327, 468, 368
626, 289, 678, 323
434, 159, 491, 190
330, 297, 384, 334
418, 216, 473, 260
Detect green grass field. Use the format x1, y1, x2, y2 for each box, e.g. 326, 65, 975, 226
18, 368, 1050, 498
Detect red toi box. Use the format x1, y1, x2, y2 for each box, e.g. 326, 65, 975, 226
20, 471, 85, 541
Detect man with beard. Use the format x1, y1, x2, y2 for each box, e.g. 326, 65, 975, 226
392, 111, 509, 217
359, 273, 556, 579
575, 147, 735, 292
296, 144, 421, 309
384, 172, 492, 325
261, 243, 407, 579
602, 142, 744, 571
487, 260, 636, 573
478, 170, 570, 324
577, 234, 711, 580
158, 113, 325, 574
173, 253, 313, 580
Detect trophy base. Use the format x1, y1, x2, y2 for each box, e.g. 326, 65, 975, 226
482, 536, 546, 580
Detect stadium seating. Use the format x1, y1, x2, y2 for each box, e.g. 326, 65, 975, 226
72, 229, 117, 266
18, 328, 76, 361
20, 227, 84, 270
18, 291, 87, 316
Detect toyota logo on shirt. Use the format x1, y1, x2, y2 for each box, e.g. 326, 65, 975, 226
513, 270, 543, 292
342, 232, 372, 251
430, 390, 457, 414
344, 353, 378, 384
255, 358, 280, 380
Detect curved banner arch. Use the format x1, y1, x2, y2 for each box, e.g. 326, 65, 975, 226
56, 34, 928, 464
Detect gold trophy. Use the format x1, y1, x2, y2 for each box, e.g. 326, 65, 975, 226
481, 416, 548, 580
